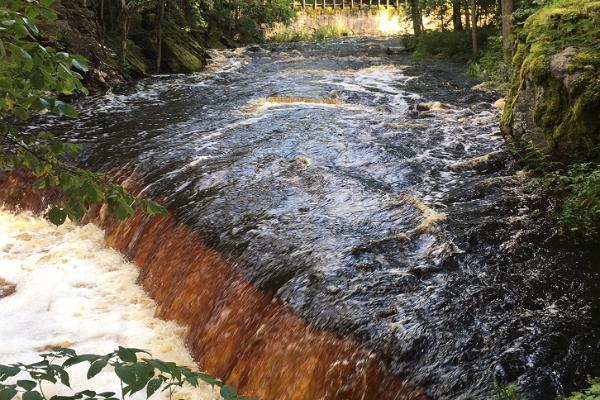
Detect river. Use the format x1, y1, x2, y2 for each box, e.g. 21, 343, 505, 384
3, 37, 599, 399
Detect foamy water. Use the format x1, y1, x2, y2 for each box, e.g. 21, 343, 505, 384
0, 209, 220, 400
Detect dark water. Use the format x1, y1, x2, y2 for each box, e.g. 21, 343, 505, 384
49, 37, 599, 399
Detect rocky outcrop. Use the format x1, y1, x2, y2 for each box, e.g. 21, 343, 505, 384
44, 0, 208, 91
501, 0, 600, 161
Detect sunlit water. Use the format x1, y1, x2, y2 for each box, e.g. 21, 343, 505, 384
25, 37, 600, 399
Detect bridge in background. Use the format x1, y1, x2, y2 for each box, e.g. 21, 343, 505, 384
289, 0, 404, 9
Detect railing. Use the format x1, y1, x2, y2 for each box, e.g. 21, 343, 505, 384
291, 0, 403, 8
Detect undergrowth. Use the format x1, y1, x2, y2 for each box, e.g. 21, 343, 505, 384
269, 23, 352, 42
568, 377, 600, 399
401, 27, 496, 61
494, 381, 525, 400
509, 139, 600, 246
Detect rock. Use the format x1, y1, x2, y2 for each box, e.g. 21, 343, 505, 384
493, 98, 506, 109
550, 46, 577, 81
471, 82, 491, 92
0, 278, 16, 299
448, 150, 507, 172
416, 101, 447, 112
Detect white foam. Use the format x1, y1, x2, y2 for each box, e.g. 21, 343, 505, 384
0, 210, 220, 400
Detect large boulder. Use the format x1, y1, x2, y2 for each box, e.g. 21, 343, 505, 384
501, 0, 600, 161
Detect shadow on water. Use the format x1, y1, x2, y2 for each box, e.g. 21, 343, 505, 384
27, 37, 600, 399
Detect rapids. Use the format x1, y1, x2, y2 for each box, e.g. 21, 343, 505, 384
0, 209, 220, 400
6, 37, 600, 399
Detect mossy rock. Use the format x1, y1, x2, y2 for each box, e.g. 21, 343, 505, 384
502, 0, 600, 161
162, 22, 207, 73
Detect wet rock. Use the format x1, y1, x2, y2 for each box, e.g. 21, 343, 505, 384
247, 45, 262, 52
493, 98, 506, 110
416, 101, 448, 112
448, 150, 508, 173
0, 278, 16, 299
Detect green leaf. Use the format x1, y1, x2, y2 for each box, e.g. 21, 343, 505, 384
22, 17, 39, 36
145, 201, 169, 217
31, 70, 45, 89
117, 347, 137, 363
0, 365, 21, 379
87, 359, 107, 379
47, 206, 67, 226
14, 107, 28, 121
71, 58, 88, 73
17, 380, 37, 392
220, 385, 238, 400
62, 354, 98, 368
0, 388, 17, 400
114, 365, 136, 386
22, 391, 43, 400
146, 378, 162, 398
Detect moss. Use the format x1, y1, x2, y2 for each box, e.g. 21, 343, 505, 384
502, 0, 600, 161
533, 78, 563, 132
161, 22, 206, 73
125, 41, 147, 76
163, 39, 204, 72
562, 79, 600, 156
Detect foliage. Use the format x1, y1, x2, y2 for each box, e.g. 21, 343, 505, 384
269, 25, 311, 43
568, 377, 600, 400
468, 35, 512, 91
493, 381, 525, 400
0, 0, 168, 225
0, 347, 247, 400
560, 166, 600, 245
200, 0, 295, 43
269, 21, 351, 43
403, 26, 496, 60
313, 24, 352, 40
509, 139, 600, 246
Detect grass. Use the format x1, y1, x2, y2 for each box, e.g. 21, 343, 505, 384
269, 23, 352, 42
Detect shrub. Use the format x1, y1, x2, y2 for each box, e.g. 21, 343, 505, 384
494, 381, 525, 400
568, 377, 600, 399
468, 35, 512, 91
0, 347, 247, 400
560, 167, 600, 245
406, 27, 496, 61
313, 24, 352, 40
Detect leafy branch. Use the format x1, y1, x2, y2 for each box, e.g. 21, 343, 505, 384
0, 347, 249, 400
0, 0, 167, 225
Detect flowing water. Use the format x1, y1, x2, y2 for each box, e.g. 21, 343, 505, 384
0, 210, 220, 400
5, 37, 599, 399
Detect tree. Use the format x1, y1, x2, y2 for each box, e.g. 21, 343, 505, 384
501, 0, 512, 56
452, 0, 463, 31
155, 0, 166, 72
0, 0, 167, 225
410, 0, 422, 36
470, 0, 477, 55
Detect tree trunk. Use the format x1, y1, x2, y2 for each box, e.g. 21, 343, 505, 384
452, 0, 463, 31
464, 0, 470, 30
501, 0, 512, 56
470, 0, 477, 55
120, 0, 129, 65
411, 0, 422, 36
156, 0, 166, 73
